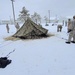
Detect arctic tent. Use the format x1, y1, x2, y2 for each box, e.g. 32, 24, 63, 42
13, 19, 48, 39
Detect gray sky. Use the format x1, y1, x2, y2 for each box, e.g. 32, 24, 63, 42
0, 0, 75, 20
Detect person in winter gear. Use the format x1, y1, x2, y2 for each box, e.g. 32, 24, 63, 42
66, 16, 75, 44
15, 22, 20, 31
57, 25, 62, 32
6, 23, 9, 33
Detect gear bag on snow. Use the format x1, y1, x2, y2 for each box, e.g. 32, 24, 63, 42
0, 57, 12, 68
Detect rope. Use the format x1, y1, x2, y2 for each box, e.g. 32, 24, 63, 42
6, 49, 15, 57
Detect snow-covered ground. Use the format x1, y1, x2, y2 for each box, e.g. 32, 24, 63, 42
0, 23, 75, 75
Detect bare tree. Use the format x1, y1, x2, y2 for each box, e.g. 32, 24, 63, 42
44, 16, 48, 24
18, 7, 30, 22
31, 12, 41, 24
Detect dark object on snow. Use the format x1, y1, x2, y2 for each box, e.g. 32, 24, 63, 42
0, 57, 12, 68
13, 18, 48, 39
52, 24, 54, 26
45, 24, 49, 26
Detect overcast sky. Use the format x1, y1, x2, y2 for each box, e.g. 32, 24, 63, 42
0, 0, 75, 20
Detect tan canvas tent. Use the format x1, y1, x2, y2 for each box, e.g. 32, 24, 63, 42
13, 19, 48, 39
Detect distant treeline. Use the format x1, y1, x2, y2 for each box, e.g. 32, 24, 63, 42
0, 20, 22, 25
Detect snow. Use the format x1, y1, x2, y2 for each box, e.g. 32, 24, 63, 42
0, 23, 75, 75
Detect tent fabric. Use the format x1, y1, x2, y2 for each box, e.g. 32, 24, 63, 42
13, 19, 48, 39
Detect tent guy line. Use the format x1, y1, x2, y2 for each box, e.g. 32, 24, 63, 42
6, 49, 15, 58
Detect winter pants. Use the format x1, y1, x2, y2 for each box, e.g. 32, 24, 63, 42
68, 30, 75, 42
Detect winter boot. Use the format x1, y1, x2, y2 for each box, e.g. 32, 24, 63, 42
71, 41, 75, 43
65, 41, 71, 44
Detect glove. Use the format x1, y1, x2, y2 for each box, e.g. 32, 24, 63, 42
67, 29, 72, 33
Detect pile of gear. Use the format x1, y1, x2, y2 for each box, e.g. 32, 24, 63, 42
0, 57, 11, 68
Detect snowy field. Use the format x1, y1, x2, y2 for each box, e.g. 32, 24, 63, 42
0, 23, 75, 75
